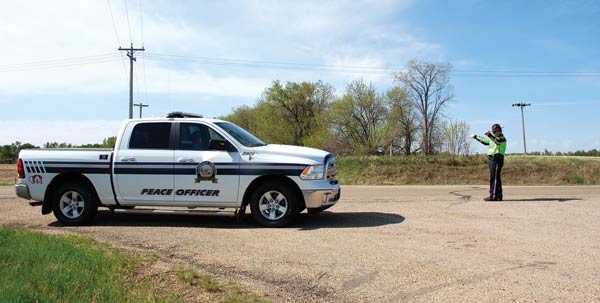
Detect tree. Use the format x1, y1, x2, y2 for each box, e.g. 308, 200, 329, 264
330, 80, 387, 154
222, 105, 260, 134
394, 60, 453, 155
222, 101, 294, 145
262, 80, 335, 146
102, 136, 117, 148
442, 120, 471, 156
383, 87, 419, 155
0, 142, 38, 164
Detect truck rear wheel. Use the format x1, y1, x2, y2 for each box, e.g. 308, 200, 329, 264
250, 182, 298, 227
52, 183, 98, 226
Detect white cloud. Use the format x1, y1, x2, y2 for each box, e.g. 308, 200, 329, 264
0, 0, 441, 100
0, 0, 450, 147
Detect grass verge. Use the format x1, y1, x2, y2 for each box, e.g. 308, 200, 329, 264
0, 226, 269, 303
336, 155, 600, 185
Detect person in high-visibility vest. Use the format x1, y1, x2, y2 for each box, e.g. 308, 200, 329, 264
470, 124, 507, 201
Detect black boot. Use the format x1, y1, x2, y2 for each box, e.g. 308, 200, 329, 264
496, 194, 503, 201
484, 196, 494, 201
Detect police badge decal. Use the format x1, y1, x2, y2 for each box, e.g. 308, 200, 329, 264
195, 161, 218, 183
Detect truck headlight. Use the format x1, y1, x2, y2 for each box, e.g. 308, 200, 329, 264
300, 165, 325, 180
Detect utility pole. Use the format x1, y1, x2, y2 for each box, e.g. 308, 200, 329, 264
118, 43, 145, 119
512, 102, 531, 154
134, 102, 149, 118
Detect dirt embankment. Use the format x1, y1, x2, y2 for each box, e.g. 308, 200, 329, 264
337, 155, 600, 185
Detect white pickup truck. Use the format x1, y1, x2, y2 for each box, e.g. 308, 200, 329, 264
14, 112, 340, 227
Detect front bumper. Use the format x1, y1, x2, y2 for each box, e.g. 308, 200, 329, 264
15, 182, 32, 200
302, 183, 341, 209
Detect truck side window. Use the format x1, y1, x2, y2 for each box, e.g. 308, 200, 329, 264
209, 128, 225, 141
180, 123, 210, 151
129, 123, 172, 149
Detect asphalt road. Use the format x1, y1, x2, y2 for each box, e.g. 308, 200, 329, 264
2, 185, 600, 302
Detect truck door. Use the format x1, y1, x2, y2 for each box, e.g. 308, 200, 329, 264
173, 122, 240, 205
114, 122, 175, 205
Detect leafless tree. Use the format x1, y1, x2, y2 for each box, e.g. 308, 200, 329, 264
442, 120, 471, 156
394, 60, 453, 155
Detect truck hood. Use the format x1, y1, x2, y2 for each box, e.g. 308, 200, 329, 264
251, 144, 330, 165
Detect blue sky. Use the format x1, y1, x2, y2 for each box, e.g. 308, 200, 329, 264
0, 0, 599, 153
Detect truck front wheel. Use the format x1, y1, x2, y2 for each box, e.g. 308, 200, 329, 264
52, 183, 98, 226
250, 182, 298, 227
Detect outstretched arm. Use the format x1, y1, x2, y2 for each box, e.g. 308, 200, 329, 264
474, 135, 490, 146
486, 133, 506, 145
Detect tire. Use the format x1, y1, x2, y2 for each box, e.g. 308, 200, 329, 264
249, 182, 298, 227
51, 183, 98, 226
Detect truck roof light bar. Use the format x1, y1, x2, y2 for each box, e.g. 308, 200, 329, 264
166, 112, 203, 118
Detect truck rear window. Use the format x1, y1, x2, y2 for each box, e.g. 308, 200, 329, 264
129, 123, 171, 149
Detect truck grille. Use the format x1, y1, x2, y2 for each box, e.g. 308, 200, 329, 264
325, 156, 337, 183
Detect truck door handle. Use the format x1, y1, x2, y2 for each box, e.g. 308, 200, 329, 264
178, 158, 195, 163
119, 157, 136, 162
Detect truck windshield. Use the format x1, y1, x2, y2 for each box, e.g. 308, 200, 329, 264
214, 122, 266, 147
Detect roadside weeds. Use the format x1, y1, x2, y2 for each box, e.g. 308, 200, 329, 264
0, 226, 270, 303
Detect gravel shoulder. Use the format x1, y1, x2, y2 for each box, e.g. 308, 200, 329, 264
2, 185, 600, 302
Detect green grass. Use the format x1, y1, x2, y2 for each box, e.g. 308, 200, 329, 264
222, 283, 269, 303
0, 226, 164, 303
200, 274, 221, 292
0, 181, 12, 186
0, 227, 269, 303
336, 155, 600, 185
175, 267, 268, 302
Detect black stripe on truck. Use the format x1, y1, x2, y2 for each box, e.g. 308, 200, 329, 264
42, 161, 110, 174
45, 167, 111, 174
114, 167, 304, 176
41, 162, 306, 176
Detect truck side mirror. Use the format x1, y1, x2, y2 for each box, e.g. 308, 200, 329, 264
209, 140, 237, 152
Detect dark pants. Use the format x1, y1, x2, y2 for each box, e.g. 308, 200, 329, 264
488, 154, 504, 199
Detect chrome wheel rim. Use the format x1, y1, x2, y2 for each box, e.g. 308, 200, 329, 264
258, 190, 288, 221
59, 191, 85, 219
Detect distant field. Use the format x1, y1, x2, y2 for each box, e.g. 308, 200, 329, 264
2, 155, 599, 186
0, 164, 14, 185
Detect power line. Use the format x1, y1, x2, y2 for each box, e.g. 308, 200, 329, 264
143, 53, 600, 78
0, 53, 117, 68
145, 53, 396, 72
123, 0, 133, 44
106, 0, 121, 47
4, 51, 600, 78
141, 52, 149, 104
139, 0, 145, 46
135, 55, 142, 106
105, 0, 129, 78
168, 71, 172, 111
0, 54, 121, 72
